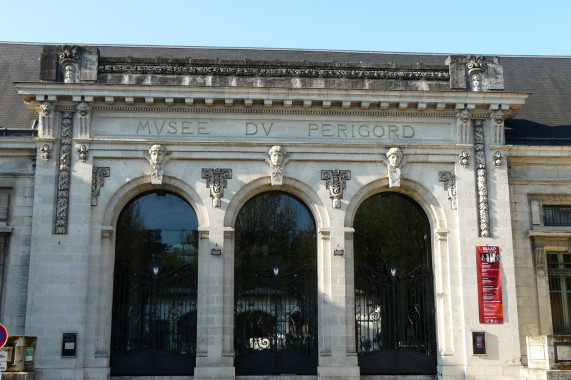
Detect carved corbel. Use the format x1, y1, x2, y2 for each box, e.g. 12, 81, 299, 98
38, 101, 55, 139
77, 145, 89, 163
458, 150, 470, 168
493, 151, 504, 168
456, 109, 471, 144
39, 144, 52, 162
91, 167, 110, 206
490, 110, 505, 145
321, 169, 351, 208
438, 171, 457, 210
144, 144, 171, 185
380, 147, 405, 188
202, 168, 232, 207
77, 101, 91, 138
265, 145, 288, 186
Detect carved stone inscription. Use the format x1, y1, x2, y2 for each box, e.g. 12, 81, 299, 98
94, 116, 455, 144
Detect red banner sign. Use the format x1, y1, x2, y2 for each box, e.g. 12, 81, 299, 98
476, 246, 503, 324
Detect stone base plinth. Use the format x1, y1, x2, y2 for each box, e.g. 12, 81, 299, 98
1, 372, 43, 380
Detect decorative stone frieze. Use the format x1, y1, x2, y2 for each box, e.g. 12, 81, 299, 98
59, 45, 80, 84
144, 144, 171, 185
99, 62, 450, 81
77, 101, 91, 138
385, 147, 404, 188
91, 167, 110, 206
77, 145, 89, 163
55, 112, 73, 234
39, 101, 55, 138
491, 110, 505, 145
202, 168, 232, 207
266, 145, 288, 186
456, 109, 471, 144
321, 169, 351, 208
438, 171, 457, 210
39, 144, 52, 162
473, 119, 490, 237
493, 151, 504, 168
458, 150, 470, 168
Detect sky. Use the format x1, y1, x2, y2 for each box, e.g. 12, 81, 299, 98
1, 0, 569, 56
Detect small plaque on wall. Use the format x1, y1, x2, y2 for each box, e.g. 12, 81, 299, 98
473, 331, 486, 355
61, 333, 77, 357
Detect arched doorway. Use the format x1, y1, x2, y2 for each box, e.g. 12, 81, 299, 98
110, 190, 198, 376
234, 191, 318, 375
353, 192, 436, 375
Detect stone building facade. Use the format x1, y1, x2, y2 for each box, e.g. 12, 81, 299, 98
0, 43, 570, 379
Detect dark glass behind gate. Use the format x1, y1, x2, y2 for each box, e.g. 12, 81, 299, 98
235, 264, 318, 375
111, 262, 197, 375
355, 264, 436, 375
233, 191, 318, 375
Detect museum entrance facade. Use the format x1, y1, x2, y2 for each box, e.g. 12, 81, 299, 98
353, 192, 437, 375
233, 191, 318, 375
110, 191, 199, 376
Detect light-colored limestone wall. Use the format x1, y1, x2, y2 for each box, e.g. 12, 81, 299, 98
15, 91, 530, 380
507, 146, 571, 366
0, 140, 36, 334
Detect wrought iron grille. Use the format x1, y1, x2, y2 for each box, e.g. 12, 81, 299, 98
111, 262, 197, 376
544, 205, 571, 226
355, 264, 436, 375
234, 264, 318, 375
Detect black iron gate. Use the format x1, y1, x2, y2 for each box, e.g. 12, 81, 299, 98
111, 261, 197, 376
355, 264, 436, 375
234, 263, 318, 375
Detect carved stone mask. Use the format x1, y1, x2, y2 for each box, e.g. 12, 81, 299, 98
386, 148, 403, 167
149, 145, 166, 165
269, 146, 285, 166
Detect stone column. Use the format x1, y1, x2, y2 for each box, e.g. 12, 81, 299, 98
317, 222, 360, 379
194, 212, 234, 379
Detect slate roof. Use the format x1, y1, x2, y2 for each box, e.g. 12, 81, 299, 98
1, 42, 570, 144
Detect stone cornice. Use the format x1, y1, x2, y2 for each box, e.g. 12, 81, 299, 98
15, 82, 529, 117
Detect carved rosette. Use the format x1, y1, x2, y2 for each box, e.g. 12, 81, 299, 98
202, 168, 232, 207
321, 169, 351, 208
59, 45, 80, 84
39, 144, 52, 162
438, 171, 457, 210
39, 101, 55, 138
473, 119, 490, 237
493, 151, 504, 168
456, 109, 471, 144
91, 167, 110, 206
77, 145, 89, 163
55, 112, 73, 234
458, 150, 470, 168
490, 110, 505, 145
77, 102, 91, 138
266, 145, 288, 186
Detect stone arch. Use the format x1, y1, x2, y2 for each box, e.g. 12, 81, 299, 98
345, 176, 453, 369
102, 174, 208, 229
344, 177, 447, 231
225, 176, 329, 230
